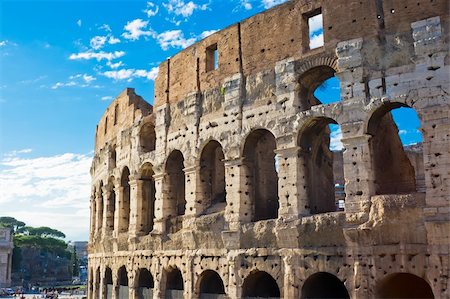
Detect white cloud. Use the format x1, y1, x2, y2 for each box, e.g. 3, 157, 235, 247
90, 35, 108, 50
0, 41, 6, 47
77, 19, 82, 27
106, 61, 124, 69
0, 151, 92, 240
108, 36, 121, 44
200, 29, 218, 39
122, 19, 156, 41
144, 2, 159, 17
101, 96, 113, 101
52, 74, 96, 89
99, 24, 112, 32
329, 124, 344, 151
241, 0, 252, 10
309, 33, 324, 49
83, 74, 96, 83
309, 14, 323, 34
0, 40, 17, 47
262, 0, 287, 9
69, 50, 125, 61
51, 81, 77, 89
163, 0, 208, 18
157, 30, 196, 50
103, 67, 159, 81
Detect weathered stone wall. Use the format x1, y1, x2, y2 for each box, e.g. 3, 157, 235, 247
89, 0, 450, 298
0, 228, 13, 288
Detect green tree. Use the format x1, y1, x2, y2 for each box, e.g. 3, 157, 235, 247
0, 217, 25, 234
72, 246, 80, 277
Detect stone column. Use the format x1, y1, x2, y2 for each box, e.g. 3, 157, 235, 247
88, 268, 94, 299
92, 268, 98, 299
184, 165, 202, 217
100, 269, 106, 299
89, 195, 96, 243
152, 173, 167, 234
96, 188, 103, 239
128, 177, 144, 237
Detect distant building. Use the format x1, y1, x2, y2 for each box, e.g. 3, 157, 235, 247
69, 241, 88, 260
0, 228, 13, 287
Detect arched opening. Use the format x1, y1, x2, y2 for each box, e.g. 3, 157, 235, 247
95, 267, 101, 299
301, 272, 349, 299
243, 129, 279, 221
298, 118, 344, 213
105, 267, 113, 299
91, 190, 97, 237
118, 266, 128, 299
198, 270, 226, 298
136, 268, 154, 299
106, 177, 116, 232
119, 167, 131, 233
367, 104, 423, 194
199, 140, 226, 214
376, 273, 434, 298
110, 147, 117, 169
242, 271, 280, 298
165, 267, 184, 299
97, 182, 104, 233
165, 150, 186, 234
298, 66, 340, 110
140, 123, 156, 153
141, 163, 156, 234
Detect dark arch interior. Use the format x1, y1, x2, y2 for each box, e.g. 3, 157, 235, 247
138, 269, 154, 288
199, 270, 225, 294
141, 163, 156, 234
107, 178, 116, 231
243, 129, 279, 221
376, 273, 434, 299
200, 141, 226, 213
166, 268, 184, 290
140, 123, 156, 152
111, 147, 116, 168
120, 167, 131, 233
118, 267, 128, 286
105, 268, 113, 285
298, 65, 337, 110
166, 150, 186, 216
298, 118, 341, 214
367, 104, 420, 195
97, 182, 103, 230
242, 271, 280, 298
300, 272, 349, 299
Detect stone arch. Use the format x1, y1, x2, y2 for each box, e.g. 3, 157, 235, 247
366, 102, 422, 194
136, 268, 154, 299
300, 272, 349, 299
106, 177, 116, 232
95, 267, 101, 295
298, 117, 344, 214
117, 266, 129, 299
242, 271, 280, 298
165, 150, 186, 233
110, 146, 117, 169
97, 181, 104, 233
199, 140, 226, 214
140, 122, 156, 152
119, 167, 131, 233
196, 270, 226, 298
105, 267, 113, 299
242, 129, 279, 221
297, 58, 339, 110
164, 267, 184, 298
376, 273, 434, 298
140, 162, 156, 234
91, 189, 97, 237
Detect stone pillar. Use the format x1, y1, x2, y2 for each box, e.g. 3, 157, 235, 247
89, 195, 96, 243
153, 173, 167, 234
276, 146, 308, 219
100, 269, 106, 299
92, 268, 98, 299
184, 165, 202, 218
96, 188, 103, 239
88, 268, 94, 299
114, 186, 124, 236
128, 177, 144, 237
275, 58, 300, 109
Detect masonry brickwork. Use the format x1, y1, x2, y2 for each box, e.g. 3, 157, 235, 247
0, 228, 13, 288
88, 0, 450, 298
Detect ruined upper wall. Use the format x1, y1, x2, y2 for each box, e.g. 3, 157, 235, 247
154, 0, 448, 107
95, 88, 153, 151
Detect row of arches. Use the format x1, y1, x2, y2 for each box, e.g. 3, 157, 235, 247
92, 266, 434, 299
92, 102, 424, 236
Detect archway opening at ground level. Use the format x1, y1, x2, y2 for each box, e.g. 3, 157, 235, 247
242, 271, 280, 298
376, 273, 434, 299
165, 150, 186, 234
105, 268, 113, 299
198, 270, 226, 297
300, 272, 349, 299
137, 268, 154, 299
165, 267, 184, 299
118, 266, 129, 299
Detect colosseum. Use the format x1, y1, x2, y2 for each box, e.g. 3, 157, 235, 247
87, 0, 450, 298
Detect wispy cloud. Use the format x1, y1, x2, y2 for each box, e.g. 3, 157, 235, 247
101, 96, 113, 101
241, 0, 253, 10
144, 2, 159, 17
157, 29, 196, 50
329, 124, 343, 151
106, 61, 124, 69
20, 75, 48, 85
261, 0, 288, 9
77, 19, 82, 27
102, 67, 159, 81
69, 50, 125, 61
51, 73, 97, 89
122, 19, 156, 41
200, 29, 218, 39
163, 0, 209, 18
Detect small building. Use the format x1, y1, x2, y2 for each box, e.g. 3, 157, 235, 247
0, 228, 13, 287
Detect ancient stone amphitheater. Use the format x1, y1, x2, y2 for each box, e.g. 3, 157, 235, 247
87, 0, 449, 298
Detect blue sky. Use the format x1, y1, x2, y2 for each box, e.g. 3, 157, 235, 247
0, 0, 421, 241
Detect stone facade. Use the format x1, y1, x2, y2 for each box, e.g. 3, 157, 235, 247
88, 0, 450, 298
0, 228, 13, 288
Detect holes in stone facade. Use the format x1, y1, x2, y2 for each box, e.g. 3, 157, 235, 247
243, 129, 279, 221
367, 104, 424, 194
242, 271, 280, 298
199, 140, 226, 215
140, 123, 156, 152
120, 167, 131, 233
301, 272, 349, 299
206, 43, 219, 72
298, 118, 344, 214
198, 270, 226, 296
166, 150, 186, 233
376, 273, 434, 298
298, 66, 339, 110
141, 163, 156, 234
